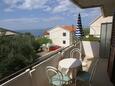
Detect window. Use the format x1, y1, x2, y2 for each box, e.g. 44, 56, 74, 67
63, 40, 66, 44
63, 32, 66, 36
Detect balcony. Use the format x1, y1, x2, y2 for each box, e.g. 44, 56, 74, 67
0, 41, 113, 86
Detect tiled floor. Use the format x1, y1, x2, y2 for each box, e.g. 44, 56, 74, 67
70, 58, 113, 86
69, 56, 97, 86
91, 59, 113, 86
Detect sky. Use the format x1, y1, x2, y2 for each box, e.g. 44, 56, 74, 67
0, 0, 101, 31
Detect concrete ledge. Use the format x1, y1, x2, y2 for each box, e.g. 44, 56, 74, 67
82, 41, 99, 58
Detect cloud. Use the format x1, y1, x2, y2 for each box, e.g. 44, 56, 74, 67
3, 0, 49, 11
3, 0, 23, 10
42, 16, 64, 22
4, 8, 13, 12
0, 18, 39, 23
3, 0, 82, 14
51, 0, 83, 19
0, 17, 40, 30
78, 7, 101, 26
0, 16, 64, 30
2, 0, 101, 20
81, 8, 101, 18
43, 6, 52, 12
1, 0, 101, 28
52, 0, 73, 13
52, 0, 69, 13
18, 0, 49, 10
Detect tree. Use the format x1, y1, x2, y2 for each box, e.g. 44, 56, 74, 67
83, 28, 90, 36
0, 33, 38, 79
35, 37, 52, 46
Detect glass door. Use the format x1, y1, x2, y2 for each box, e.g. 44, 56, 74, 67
100, 23, 112, 58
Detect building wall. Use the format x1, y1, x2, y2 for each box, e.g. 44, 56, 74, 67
48, 27, 71, 47
70, 32, 75, 45
90, 16, 113, 37
82, 41, 99, 58
5, 31, 16, 35
44, 35, 49, 38
0, 31, 16, 36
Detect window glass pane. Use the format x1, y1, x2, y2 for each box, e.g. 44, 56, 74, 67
63, 40, 66, 44
63, 32, 66, 36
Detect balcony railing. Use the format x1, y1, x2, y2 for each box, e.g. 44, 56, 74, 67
0, 44, 75, 86
0, 41, 113, 86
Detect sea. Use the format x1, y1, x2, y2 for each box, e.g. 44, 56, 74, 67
16, 29, 47, 37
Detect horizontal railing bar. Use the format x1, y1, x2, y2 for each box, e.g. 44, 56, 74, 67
0, 45, 73, 84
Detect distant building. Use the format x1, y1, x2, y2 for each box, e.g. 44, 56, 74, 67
0, 27, 18, 36
90, 16, 113, 37
44, 25, 76, 47
43, 31, 49, 38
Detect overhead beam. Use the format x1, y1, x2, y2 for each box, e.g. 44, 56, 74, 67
71, 0, 115, 17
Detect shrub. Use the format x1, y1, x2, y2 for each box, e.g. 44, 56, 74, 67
0, 34, 38, 79
82, 35, 100, 41
35, 37, 52, 46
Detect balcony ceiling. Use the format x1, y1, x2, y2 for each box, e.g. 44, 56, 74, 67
71, 0, 115, 17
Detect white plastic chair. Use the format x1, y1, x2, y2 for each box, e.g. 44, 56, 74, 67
70, 48, 88, 67
70, 48, 81, 60
76, 71, 91, 86
46, 66, 71, 86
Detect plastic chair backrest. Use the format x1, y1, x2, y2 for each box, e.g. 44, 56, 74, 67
46, 66, 63, 86
77, 71, 91, 82
70, 48, 81, 59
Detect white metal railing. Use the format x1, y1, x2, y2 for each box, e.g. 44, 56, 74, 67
0, 42, 100, 86
0, 45, 73, 86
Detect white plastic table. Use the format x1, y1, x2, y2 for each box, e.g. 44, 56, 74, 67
58, 58, 82, 85
59, 58, 81, 68
59, 58, 82, 77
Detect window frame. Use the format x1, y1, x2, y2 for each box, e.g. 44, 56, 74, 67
63, 32, 66, 36
63, 40, 66, 44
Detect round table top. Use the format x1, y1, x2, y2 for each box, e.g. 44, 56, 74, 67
59, 58, 82, 69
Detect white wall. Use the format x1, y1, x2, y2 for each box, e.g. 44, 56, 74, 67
0, 31, 16, 36
82, 41, 99, 58
90, 16, 113, 37
48, 27, 70, 47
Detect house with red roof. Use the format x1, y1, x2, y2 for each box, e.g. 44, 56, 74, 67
44, 25, 76, 47
43, 31, 50, 38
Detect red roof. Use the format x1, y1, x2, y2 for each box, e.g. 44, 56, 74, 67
44, 31, 49, 35
61, 25, 76, 32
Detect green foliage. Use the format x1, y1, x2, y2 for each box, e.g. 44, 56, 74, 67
35, 37, 52, 45
0, 33, 39, 79
24, 32, 41, 52
82, 28, 100, 41
83, 28, 90, 36
83, 35, 100, 41
0, 28, 7, 36
33, 40, 41, 51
